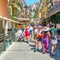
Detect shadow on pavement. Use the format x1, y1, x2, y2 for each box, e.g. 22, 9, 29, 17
29, 41, 60, 60
29, 44, 35, 50
49, 41, 60, 60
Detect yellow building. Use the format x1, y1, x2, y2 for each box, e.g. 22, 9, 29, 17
36, 9, 41, 19
41, 0, 51, 20
41, 0, 60, 25
41, 0, 47, 20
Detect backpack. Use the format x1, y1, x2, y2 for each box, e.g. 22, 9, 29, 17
50, 28, 57, 39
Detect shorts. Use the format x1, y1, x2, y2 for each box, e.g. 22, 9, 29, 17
51, 40, 57, 44
37, 38, 42, 42
19, 36, 23, 38
34, 34, 37, 39
30, 30, 33, 35
42, 40, 49, 45
25, 34, 30, 37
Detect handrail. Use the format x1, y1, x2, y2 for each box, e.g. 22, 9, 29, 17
0, 33, 5, 41
0, 33, 5, 36
0, 16, 23, 24
0, 36, 4, 39
14, 17, 30, 20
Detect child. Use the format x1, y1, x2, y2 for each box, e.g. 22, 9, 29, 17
37, 25, 42, 50
16, 29, 23, 42
33, 25, 42, 52
42, 27, 50, 53
33, 28, 38, 52
30, 25, 33, 41
25, 25, 30, 43
50, 24, 58, 55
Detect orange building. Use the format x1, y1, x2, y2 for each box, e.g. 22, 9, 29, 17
0, 0, 8, 17
0, 0, 8, 34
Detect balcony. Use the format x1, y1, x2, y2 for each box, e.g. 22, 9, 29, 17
47, 2, 60, 18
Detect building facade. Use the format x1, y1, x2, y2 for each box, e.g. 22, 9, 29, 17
40, 0, 60, 25
0, 0, 8, 17
0, 0, 8, 34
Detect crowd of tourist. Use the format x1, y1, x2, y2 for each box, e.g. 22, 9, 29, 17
15, 22, 60, 55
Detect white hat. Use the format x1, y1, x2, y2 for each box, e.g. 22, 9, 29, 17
43, 27, 50, 31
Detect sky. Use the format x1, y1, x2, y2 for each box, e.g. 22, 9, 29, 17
25, 0, 40, 6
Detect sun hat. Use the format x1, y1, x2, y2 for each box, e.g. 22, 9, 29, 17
43, 27, 49, 31
50, 23, 55, 26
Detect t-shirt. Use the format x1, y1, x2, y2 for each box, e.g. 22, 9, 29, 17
38, 30, 42, 38
34, 29, 38, 33
25, 26, 30, 35
50, 28, 58, 39
16, 30, 22, 37
42, 34, 49, 44
30, 26, 33, 30
30, 26, 33, 33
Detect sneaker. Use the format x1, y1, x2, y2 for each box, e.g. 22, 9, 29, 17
33, 47, 37, 52
51, 51, 56, 56
22, 40, 25, 42
42, 50, 45, 54
51, 50, 53, 53
26, 41, 29, 44
52, 52, 56, 55
39, 48, 43, 52
46, 50, 49, 53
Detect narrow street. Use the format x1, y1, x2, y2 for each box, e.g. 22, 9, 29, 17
0, 40, 60, 60
0, 0, 60, 60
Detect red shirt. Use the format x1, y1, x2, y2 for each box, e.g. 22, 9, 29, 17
25, 26, 30, 36
38, 34, 42, 38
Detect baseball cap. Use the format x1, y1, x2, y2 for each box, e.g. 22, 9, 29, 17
38, 25, 42, 28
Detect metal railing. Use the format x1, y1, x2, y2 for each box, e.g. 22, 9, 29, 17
0, 29, 16, 53
0, 33, 5, 53
0, 33, 5, 41
0, 16, 23, 54
0, 16, 30, 54
0, 16, 22, 24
